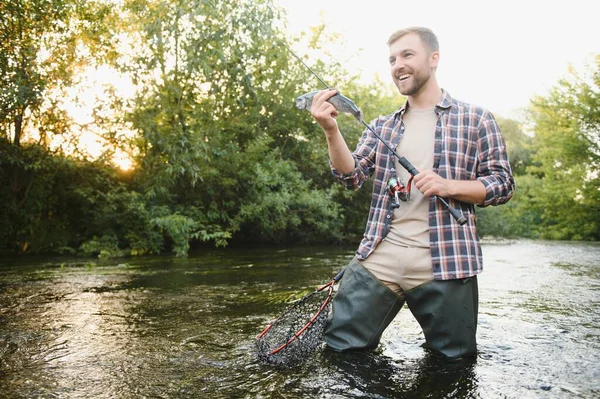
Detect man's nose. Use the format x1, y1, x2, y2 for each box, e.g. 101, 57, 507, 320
391, 65, 403, 77
392, 60, 405, 72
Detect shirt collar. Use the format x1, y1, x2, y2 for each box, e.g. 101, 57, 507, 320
393, 89, 452, 119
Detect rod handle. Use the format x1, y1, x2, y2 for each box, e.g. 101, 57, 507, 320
398, 157, 467, 226
397, 156, 418, 176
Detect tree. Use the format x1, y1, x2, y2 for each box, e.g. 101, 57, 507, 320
0, 0, 115, 147
495, 116, 532, 177
475, 116, 538, 238
112, 0, 350, 248
527, 56, 600, 240
0, 0, 123, 253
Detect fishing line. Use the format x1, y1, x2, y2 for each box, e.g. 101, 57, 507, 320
243, 4, 330, 89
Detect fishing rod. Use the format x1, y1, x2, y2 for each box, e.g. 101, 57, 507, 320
245, 3, 466, 225
358, 120, 467, 225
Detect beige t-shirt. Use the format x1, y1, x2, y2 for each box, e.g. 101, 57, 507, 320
385, 107, 437, 248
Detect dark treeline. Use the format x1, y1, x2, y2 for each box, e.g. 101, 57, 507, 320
1, 0, 598, 257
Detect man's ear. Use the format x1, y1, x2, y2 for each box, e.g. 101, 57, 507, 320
430, 51, 440, 69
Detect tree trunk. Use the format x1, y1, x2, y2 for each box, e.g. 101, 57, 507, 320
13, 111, 22, 147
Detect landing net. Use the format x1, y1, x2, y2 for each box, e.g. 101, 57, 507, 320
256, 286, 333, 367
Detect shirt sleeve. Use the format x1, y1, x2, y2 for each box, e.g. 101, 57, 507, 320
476, 112, 516, 207
330, 119, 381, 190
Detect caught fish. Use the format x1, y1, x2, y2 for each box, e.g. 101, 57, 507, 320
295, 90, 363, 121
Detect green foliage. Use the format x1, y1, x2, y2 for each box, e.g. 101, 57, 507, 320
475, 59, 599, 242
233, 137, 342, 243
0, 138, 162, 255
79, 234, 124, 258
474, 116, 540, 239
151, 214, 199, 257
526, 57, 600, 240
1, 0, 597, 259
115, 0, 382, 247
476, 175, 542, 239
496, 116, 532, 176
0, 0, 116, 147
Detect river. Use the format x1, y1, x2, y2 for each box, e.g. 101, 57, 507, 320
0, 240, 598, 398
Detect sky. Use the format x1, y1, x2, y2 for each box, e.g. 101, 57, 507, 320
277, 0, 600, 119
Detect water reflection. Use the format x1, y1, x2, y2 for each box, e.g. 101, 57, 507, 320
321, 350, 478, 398
0, 241, 599, 398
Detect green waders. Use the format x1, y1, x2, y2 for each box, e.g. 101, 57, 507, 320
403, 276, 479, 358
324, 259, 479, 359
324, 259, 405, 351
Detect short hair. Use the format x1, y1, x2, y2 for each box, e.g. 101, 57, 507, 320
387, 27, 439, 52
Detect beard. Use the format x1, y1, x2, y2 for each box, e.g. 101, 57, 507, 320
395, 68, 432, 96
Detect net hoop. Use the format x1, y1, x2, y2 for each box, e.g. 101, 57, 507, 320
257, 282, 334, 355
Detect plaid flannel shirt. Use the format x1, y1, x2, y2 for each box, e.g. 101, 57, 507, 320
332, 90, 515, 280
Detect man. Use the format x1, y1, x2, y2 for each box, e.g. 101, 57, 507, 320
310, 27, 515, 359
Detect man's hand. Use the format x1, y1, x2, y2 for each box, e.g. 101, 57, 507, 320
414, 170, 452, 198
311, 89, 339, 134
413, 170, 487, 205
310, 88, 355, 174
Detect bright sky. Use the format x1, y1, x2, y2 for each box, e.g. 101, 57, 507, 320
277, 0, 600, 119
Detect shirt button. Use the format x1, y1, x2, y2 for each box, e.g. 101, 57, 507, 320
434, 263, 440, 269
386, 215, 391, 219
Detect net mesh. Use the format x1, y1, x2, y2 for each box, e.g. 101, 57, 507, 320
256, 287, 332, 367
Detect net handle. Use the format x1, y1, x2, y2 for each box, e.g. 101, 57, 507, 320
331, 268, 345, 283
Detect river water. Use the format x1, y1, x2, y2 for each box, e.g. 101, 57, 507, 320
0, 240, 598, 398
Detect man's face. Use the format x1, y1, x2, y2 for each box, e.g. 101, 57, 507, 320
388, 33, 438, 96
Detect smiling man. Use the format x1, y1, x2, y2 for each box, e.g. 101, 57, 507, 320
310, 27, 515, 359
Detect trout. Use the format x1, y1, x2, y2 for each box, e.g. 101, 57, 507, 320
295, 90, 363, 121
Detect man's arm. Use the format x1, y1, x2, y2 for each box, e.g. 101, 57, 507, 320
475, 114, 515, 206
413, 111, 514, 206
310, 89, 355, 174
414, 171, 487, 205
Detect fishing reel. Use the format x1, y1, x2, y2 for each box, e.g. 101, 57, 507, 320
387, 176, 413, 209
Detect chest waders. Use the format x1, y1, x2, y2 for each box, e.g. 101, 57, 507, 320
324, 259, 404, 351
404, 276, 478, 358
324, 259, 478, 359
